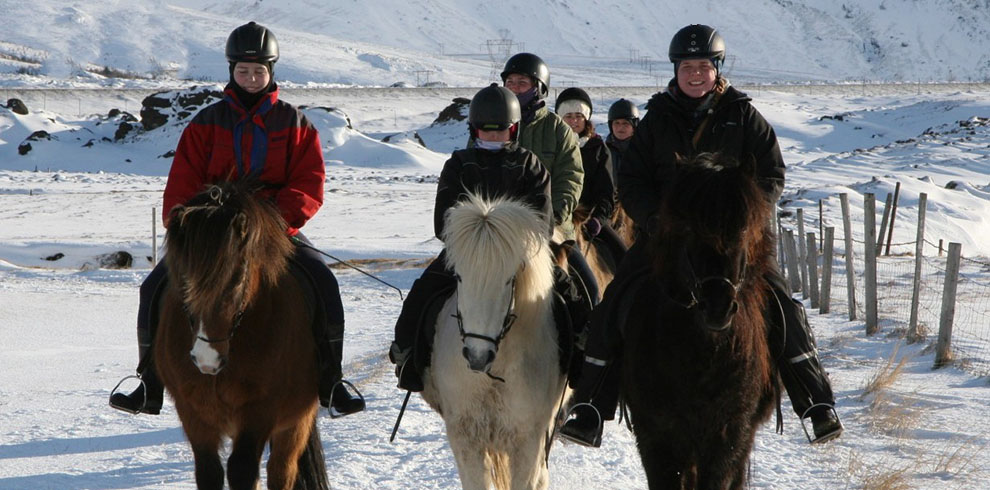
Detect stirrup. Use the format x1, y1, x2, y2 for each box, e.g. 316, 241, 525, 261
109, 375, 149, 415
800, 403, 843, 444
558, 402, 603, 447
326, 379, 365, 419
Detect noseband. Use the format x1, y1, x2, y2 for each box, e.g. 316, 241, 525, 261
666, 246, 746, 332
184, 303, 245, 344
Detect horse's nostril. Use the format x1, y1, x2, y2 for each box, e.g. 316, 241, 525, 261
486, 350, 495, 365
462, 346, 470, 361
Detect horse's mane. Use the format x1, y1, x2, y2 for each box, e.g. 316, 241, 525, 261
164, 180, 294, 316
441, 192, 554, 301
656, 153, 773, 266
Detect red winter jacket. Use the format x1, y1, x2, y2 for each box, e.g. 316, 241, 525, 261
162, 86, 325, 236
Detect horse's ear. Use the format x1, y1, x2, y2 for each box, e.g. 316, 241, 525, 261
232, 212, 249, 239
673, 152, 687, 168
168, 205, 186, 227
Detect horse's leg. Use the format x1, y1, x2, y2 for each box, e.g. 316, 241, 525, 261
635, 436, 685, 490
227, 429, 268, 490
266, 411, 317, 490
447, 428, 491, 490
506, 430, 550, 490
177, 407, 224, 490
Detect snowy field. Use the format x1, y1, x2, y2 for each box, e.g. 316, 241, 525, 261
2, 84, 990, 489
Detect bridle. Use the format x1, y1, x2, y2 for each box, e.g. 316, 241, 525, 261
665, 244, 746, 332
185, 304, 246, 344
452, 274, 517, 350
451, 273, 518, 382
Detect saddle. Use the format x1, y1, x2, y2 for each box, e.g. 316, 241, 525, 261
409, 279, 578, 378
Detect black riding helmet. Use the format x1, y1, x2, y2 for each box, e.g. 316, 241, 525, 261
607, 98, 639, 127
668, 24, 725, 73
226, 22, 279, 64
500, 53, 550, 99
555, 87, 593, 115
469, 84, 522, 139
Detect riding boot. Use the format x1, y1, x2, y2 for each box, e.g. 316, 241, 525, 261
318, 322, 365, 417
110, 264, 166, 415
109, 345, 164, 414
560, 361, 614, 448
768, 286, 842, 443
389, 341, 425, 392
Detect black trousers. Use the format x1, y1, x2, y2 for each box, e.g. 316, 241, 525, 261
392, 250, 456, 352
133, 233, 345, 380
574, 239, 836, 420
566, 245, 600, 306
592, 221, 628, 269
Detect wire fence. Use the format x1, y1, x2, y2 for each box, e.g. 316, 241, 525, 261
781, 198, 990, 378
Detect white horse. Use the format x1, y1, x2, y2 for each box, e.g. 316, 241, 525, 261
421, 192, 566, 490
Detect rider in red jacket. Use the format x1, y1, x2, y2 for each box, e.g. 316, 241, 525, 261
162, 85, 324, 236
110, 21, 364, 418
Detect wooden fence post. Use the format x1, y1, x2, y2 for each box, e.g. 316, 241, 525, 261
864, 194, 878, 335
908, 193, 928, 341
877, 192, 893, 254
820, 227, 835, 314
785, 230, 802, 293
806, 232, 820, 309
819, 199, 824, 252
797, 208, 809, 299
884, 182, 901, 256
934, 242, 961, 368
840, 193, 857, 320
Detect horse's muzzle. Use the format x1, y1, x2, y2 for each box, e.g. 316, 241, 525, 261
462, 346, 495, 373
190, 351, 227, 375
699, 299, 738, 332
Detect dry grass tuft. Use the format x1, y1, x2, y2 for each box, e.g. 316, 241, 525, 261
861, 343, 908, 400
846, 450, 912, 490
929, 436, 987, 478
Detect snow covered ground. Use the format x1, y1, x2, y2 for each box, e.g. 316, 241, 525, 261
2, 84, 990, 489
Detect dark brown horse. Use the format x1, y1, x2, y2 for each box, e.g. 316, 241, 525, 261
621, 153, 779, 489
153, 181, 329, 490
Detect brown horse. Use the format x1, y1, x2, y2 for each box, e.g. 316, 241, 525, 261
153, 181, 330, 490
621, 153, 779, 489
568, 203, 633, 297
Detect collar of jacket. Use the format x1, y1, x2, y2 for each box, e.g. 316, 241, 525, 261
224, 84, 280, 116
521, 99, 547, 125
605, 133, 630, 152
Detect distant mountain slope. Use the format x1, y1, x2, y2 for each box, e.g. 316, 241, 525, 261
1, 0, 988, 85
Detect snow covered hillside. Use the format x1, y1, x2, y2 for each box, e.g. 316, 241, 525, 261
2, 0, 989, 86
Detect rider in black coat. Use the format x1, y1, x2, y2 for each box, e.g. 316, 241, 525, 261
390, 85, 552, 391
560, 24, 843, 448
